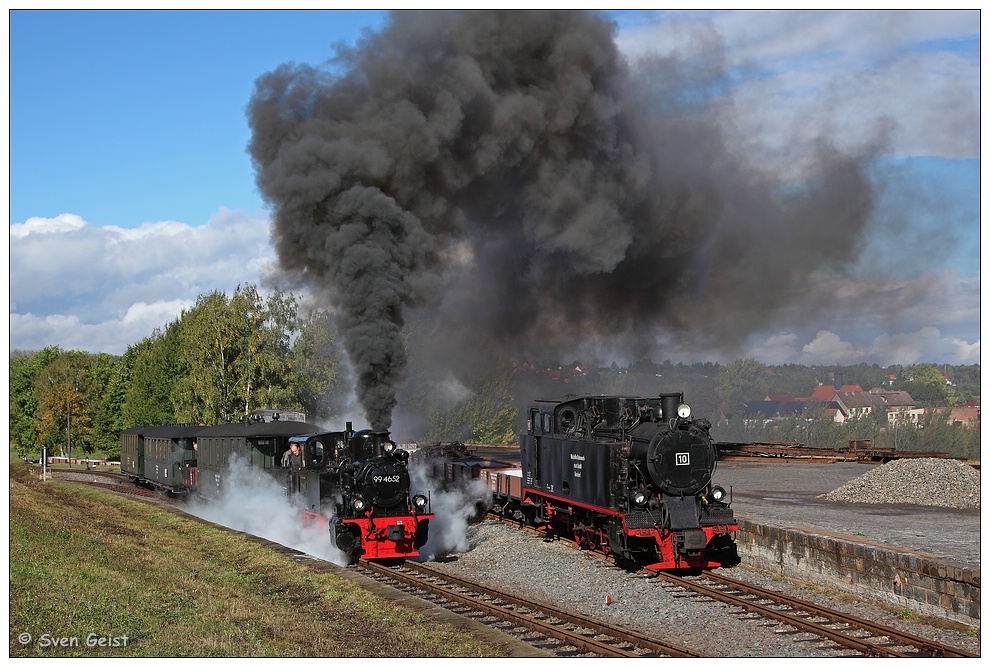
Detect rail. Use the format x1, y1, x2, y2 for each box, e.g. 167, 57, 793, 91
358, 560, 705, 657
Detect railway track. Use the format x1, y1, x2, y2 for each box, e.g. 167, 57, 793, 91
357, 560, 705, 657
53, 475, 179, 504
670, 571, 979, 658
493, 514, 977, 658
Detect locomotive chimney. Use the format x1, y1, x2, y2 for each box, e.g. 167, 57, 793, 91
659, 393, 684, 421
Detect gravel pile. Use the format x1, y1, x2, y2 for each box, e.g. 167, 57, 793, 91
816, 458, 980, 509
426, 521, 980, 657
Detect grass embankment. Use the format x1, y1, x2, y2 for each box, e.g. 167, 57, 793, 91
8, 464, 510, 657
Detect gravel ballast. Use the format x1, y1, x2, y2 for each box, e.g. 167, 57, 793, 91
817, 457, 981, 509
425, 456, 981, 656
426, 520, 980, 657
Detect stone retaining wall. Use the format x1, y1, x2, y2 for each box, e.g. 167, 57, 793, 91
735, 518, 980, 626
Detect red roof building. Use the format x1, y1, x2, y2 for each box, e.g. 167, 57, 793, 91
808, 384, 864, 403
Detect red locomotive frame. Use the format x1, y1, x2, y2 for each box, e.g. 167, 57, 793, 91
517, 488, 738, 570
303, 510, 434, 560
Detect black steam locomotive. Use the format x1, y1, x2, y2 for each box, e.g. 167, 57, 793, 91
288, 425, 432, 561
412, 392, 737, 570
121, 414, 432, 563
511, 392, 737, 570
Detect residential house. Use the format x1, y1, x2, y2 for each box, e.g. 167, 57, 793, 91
867, 389, 916, 426
949, 406, 980, 428
809, 384, 864, 403
831, 391, 877, 423
742, 396, 805, 425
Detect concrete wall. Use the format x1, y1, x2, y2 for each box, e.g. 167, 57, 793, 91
734, 518, 980, 627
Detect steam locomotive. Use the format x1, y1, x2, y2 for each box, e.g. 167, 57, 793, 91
120, 414, 433, 563
415, 392, 738, 571
287, 425, 432, 560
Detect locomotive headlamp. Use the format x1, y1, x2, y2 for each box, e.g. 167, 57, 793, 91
710, 485, 727, 502
677, 403, 692, 419
632, 491, 648, 506
412, 494, 429, 511
383, 440, 396, 453
352, 498, 368, 512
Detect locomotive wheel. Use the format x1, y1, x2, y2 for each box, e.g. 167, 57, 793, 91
575, 526, 609, 555
330, 523, 360, 562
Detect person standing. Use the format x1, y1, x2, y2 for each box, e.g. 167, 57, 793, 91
281, 441, 303, 469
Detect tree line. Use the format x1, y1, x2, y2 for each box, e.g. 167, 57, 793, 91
9, 285, 348, 460
8, 285, 980, 460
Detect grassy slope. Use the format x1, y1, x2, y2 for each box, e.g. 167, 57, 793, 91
8, 464, 510, 657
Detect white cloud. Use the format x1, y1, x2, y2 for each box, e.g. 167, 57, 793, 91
800, 330, 867, 364
743, 325, 981, 367
869, 327, 981, 366
615, 9, 980, 170
9, 208, 277, 355
9, 213, 87, 238
119, 299, 195, 326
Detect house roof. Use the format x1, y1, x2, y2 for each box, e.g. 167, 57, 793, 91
742, 399, 804, 419
867, 389, 916, 407
809, 384, 864, 402
834, 391, 876, 409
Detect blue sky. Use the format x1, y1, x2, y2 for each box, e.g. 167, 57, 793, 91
8, 9, 982, 367
11, 9, 388, 228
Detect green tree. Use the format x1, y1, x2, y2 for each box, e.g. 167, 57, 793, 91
718, 358, 771, 421
876, 418, 917, 451
9, 347, 60, 458
231, 286, 299, 415
464, 363, 518, 446
291, 310, 348, 423
124, 323, 184, 426
173, 285, 303, 423
844, 405, 886, 446
31, 349, 100, 456
174, 290, 244, 422
427, 363, 518, 446
89, 353, 126, 456
895, 363, 948, 404
35, 380, 91, 458
796, 400, 842, 449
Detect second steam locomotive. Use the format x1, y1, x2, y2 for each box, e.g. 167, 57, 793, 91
415, 392, 738, 571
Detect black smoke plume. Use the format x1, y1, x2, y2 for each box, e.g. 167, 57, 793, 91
248, 10, 878, 430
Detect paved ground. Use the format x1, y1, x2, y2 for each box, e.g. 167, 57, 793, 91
712, 460, 981, 566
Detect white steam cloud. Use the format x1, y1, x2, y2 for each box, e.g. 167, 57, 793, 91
409, 454, 492, 561
186, 456, 349, 567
